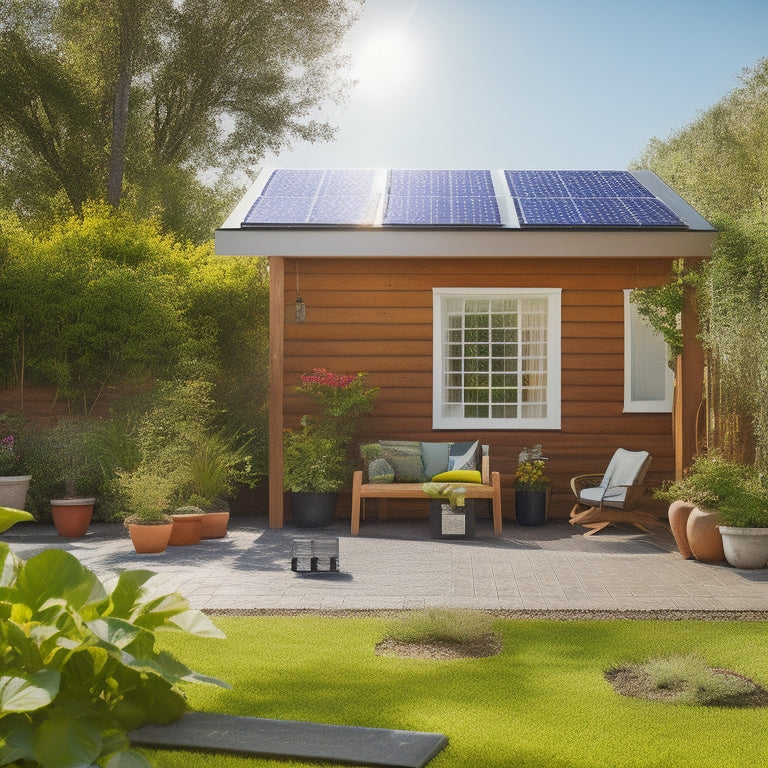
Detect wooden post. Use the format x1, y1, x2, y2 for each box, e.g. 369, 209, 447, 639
268, 256, 285, 527
675, 269, 705, 479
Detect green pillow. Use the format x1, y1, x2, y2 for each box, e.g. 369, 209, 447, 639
431, 469, 483, 484
380, 440, 426, 482
368, 457, 394, 484
421, 442, 450, 479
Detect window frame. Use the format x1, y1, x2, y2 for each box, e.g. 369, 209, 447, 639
623, 289, 674, 413
432, 287, 562, 430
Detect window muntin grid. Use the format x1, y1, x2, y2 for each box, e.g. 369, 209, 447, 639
434, 289, 560, 429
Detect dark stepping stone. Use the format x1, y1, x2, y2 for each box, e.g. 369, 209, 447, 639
130, 711, 448, 768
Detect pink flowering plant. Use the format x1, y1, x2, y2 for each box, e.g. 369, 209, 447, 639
297, 368, 379, 443
284, 369, 378, 492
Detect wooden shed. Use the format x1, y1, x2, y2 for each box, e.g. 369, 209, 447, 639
215, 169, 716, 527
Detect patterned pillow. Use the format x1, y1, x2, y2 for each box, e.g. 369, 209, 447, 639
379, 440, 426, 482
368, 457, 395, 484
447, 441, 479, 472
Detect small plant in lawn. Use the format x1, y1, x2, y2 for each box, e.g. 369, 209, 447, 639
0, 508, 229, 768
606, 653, 768, 707
385, 608, 495, 645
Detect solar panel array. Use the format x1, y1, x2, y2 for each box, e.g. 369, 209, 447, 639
506, 170, 684, 227
241, 169, 687, 229
242, 169, 378, 226
383, 169, 501, 226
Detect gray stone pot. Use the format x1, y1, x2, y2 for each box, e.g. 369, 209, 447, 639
718, 526, 768, 569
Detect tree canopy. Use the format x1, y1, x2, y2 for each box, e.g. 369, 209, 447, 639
635, 57, 768, 465
0, 0, 362, 239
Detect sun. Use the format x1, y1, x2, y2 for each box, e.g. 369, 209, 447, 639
354, 31, 420, 96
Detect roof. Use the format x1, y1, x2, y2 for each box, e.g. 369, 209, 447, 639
215, 169, 716, 259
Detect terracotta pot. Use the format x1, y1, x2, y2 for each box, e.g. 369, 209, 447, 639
668, 500, 695, 559
686, 506, 725, 562
718, 526, 768, 569
127, 522, 173, 554
0, 475, 31, 510
50, 498, 95, 538
201, 511, 229, 539
168, 513, 204, 545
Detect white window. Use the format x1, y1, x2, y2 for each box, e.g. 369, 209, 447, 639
433, 288, 561, 430
624, 290, 674, 412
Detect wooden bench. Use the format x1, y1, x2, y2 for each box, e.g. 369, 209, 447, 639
351, 453, 502, 535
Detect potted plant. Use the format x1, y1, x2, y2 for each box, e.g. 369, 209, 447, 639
514, 444, 550, 526
47, 419, 101, 538
186, 432, 255, 539
654, 455, 744, 563
715, 467, 768, 569
169, 504, 205, 546
0, 432, 31, 510
119, 470, 175, 553
284, 424, 347, 527
284, 369, 379, 527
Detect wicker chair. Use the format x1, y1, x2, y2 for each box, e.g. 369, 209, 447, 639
569, 449, 663, 536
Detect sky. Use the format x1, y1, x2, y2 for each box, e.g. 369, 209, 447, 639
263, 0, 768, 172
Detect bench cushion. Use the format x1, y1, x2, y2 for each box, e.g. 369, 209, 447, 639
431, 470, 482, 484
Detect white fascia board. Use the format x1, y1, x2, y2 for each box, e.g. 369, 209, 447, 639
214, 227, 717, 259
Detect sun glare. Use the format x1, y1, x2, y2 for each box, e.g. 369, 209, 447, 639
354, 31, 420, 97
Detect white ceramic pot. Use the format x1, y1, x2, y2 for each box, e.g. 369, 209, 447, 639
0, 475, 31, 510
718, 526, 768, 569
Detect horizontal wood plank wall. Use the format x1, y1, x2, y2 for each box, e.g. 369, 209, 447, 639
283, 256, 676, 521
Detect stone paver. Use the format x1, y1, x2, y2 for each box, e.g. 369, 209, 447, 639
3, 519, 767, 613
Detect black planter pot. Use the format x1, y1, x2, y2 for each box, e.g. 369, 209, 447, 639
515, 489, 548, 526
290, 491, 338, 527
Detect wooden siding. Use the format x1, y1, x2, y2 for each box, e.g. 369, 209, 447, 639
282, 256, 677, 521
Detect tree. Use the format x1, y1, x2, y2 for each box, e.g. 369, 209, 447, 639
634, 56, 768, 466
0, 0, 361, 234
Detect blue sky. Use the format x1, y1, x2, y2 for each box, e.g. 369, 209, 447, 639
264, 0, 768, 171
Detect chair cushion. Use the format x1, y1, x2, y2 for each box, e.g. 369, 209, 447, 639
579, 485, 627, 509
600, 448, 650, 489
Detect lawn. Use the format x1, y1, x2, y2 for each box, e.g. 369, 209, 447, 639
151, 617, 768, 768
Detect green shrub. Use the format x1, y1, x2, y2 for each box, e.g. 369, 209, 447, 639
384, 609, 496, 646
0, 509, 228, 768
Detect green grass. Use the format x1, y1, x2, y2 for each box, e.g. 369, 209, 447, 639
151, 618, 768, 768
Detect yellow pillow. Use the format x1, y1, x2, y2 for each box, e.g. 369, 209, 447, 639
431, 470, 482, 484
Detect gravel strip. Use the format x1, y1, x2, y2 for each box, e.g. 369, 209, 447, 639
206, 608, 768, 621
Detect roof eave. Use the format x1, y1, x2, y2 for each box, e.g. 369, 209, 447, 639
214, 227, 717, 259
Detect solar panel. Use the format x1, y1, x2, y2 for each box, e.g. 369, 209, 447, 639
243, 169, 378, 226
506, 170, 684, 228
506, 171, 568, 198
384, 170, 500, 226
240, 168, 688, 229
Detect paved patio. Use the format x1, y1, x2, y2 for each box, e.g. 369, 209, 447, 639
4, 517, 767, 615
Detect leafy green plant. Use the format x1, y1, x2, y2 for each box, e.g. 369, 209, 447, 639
283, 424, 347, 493
187, 432, 254, 505
285, 370, 379, 493
655, 454, 768, 526
384, 609, 497, 646
118, 470, 174, 525
0, 513, 228, 768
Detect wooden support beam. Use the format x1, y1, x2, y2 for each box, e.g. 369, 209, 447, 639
268, 256, 285, 527
675, 266, 705, 479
